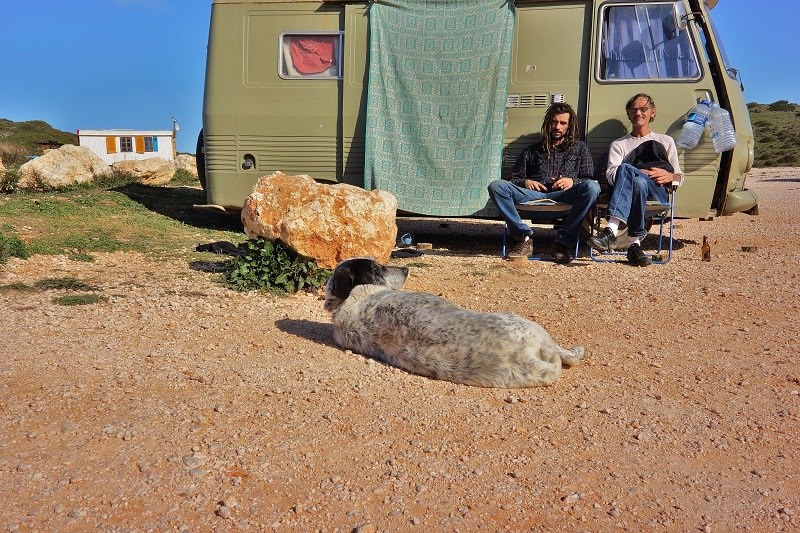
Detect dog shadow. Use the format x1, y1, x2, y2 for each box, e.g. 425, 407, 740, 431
275, 318, 338, 348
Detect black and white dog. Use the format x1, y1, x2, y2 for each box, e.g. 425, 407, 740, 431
323, 257, 584, 388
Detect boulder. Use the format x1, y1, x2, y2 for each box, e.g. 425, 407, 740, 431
174, 154, 198, 177
18, 145, 110, 189
112, 157, 175, 186
241, 171, 398, 269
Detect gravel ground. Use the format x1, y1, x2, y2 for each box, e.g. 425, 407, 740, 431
1, 168, 798, 532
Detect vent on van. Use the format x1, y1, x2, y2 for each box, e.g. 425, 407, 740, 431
506, 93, 550, 108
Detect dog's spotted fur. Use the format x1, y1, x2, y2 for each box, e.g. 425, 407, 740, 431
324, 258, 584, 388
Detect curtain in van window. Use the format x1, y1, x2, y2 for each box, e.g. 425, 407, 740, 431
364, 0, 514, 216
603, 5, 699, 80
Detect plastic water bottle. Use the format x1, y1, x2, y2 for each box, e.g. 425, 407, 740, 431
676, 100, 711, 149
708, 102, 737, 153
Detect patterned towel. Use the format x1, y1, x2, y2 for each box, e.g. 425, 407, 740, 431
364, 0, 514, 216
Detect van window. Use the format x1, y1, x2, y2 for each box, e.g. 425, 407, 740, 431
279, 33, 343, 79
599, 4, 700, 81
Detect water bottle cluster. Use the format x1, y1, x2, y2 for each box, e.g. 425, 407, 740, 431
676, 100, 737, 153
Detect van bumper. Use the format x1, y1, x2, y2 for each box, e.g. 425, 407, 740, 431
721, 189, 758, 215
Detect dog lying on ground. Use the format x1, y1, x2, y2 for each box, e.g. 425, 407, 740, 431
323, 257, 584, 388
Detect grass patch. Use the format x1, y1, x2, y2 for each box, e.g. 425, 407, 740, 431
0, 180, 243, 259
0, 282, 34, 292
51, 294, 106, 306
405, 261, 432, 268
33, 276, 99, 291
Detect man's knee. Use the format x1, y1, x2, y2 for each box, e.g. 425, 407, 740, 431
581, 179, 601, 198
488, 178, 510, 196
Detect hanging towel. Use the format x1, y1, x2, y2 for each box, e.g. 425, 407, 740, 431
364, 0, 514, 216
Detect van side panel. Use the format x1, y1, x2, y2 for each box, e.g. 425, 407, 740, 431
203, 2, 344, 209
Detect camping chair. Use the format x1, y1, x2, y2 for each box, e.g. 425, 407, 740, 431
588, 184, 677, 264
501, 200, 580, 261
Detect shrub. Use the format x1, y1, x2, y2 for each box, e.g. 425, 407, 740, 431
0, 232, 29, 264
223, 238, 331, 293
767, 100, 795, 112
0, 168, 21, 194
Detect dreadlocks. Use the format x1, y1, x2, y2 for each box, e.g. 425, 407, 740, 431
540, 102, 579, 155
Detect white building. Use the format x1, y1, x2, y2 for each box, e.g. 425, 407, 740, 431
77, 129, 175, 165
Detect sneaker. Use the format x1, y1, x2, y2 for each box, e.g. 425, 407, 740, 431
626, 243, 652, 267
589, 227, 617, 252
552, 241, 574, 264
506, 235, 533, 258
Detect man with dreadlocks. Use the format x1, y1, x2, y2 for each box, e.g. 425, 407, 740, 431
488, 102, 599, 263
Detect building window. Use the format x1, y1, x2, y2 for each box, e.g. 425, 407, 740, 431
120, 137, 133, 153
279, 32, 343, 79
599, 4, 701, 81
144, 136, 154, 152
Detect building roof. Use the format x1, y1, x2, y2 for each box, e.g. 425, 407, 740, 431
77, 129, 173, 137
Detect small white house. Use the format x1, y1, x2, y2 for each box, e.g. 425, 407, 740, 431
77, 129, 175, 165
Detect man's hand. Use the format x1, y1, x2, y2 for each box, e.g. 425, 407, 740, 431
644, 168, 674, 186
523, 180, 548, 191
552, 176, 574, 190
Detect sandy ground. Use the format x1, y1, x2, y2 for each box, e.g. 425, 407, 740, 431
1, 168, 798, 532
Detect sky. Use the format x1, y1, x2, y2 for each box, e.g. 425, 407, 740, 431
0, 0, 798, 154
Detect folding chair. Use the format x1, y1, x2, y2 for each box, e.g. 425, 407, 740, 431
589, 185, 677, 264
501, 200, 580, 261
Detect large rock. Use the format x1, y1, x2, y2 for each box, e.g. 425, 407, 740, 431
241, 171, 398, 268
18, 145, 110, 189
112, 157, 175, 186
174, 154, 198, 177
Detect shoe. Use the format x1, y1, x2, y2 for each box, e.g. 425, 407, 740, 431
589, 227, 617, 252
506, 235, 533, 258
552, 241, 574, 264
627, 243, 652, 267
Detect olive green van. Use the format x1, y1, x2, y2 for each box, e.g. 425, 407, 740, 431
199, 0, 756, 219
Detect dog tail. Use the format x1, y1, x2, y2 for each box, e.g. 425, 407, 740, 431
559, 346, 585, 367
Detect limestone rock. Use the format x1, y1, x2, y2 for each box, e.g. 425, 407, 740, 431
18, 145, 110, 189
112, 157, 175, 186
174, 154, 198, 177
241, 171, 398, 269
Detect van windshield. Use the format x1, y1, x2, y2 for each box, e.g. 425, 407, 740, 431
599, 3, 701, 81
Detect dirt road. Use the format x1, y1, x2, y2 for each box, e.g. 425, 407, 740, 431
1, 168, 798, 532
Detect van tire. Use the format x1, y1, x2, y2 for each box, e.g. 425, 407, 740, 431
196, 130, 207, 190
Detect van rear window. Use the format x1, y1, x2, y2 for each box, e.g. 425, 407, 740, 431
279, 33, 343, 79
599, 4, 700, 81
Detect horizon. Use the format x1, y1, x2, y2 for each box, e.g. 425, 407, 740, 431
1, 0, 797, 154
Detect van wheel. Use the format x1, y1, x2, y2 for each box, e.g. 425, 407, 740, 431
196, 130, 207, 190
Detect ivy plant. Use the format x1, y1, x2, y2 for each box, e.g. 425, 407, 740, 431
223, 238, 331, 294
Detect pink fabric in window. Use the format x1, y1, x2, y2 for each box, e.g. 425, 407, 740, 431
289, 37, 336, 74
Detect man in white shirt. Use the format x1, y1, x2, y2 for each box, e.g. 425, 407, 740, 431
589, 93, 684, 266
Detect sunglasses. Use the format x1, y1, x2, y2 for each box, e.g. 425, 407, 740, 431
627, 106, 652, 114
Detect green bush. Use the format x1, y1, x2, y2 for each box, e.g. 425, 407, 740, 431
223, 238, 331, 293
0, 232, 29, 264
0, 168, 21, 194
768, 100, 795, 112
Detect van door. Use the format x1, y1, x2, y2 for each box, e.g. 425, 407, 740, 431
586, 1, 720, 218
504, 1, 591, 176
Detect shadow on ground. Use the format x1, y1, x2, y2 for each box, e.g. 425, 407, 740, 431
114, 183, 243, 232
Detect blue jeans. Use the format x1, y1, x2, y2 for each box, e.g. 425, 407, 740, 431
607, 163, 670, 239
487, 179, 600, 248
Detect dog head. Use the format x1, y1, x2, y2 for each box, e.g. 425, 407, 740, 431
323, 257, 409, 312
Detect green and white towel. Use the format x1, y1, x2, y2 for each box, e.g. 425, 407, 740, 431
364, 0, 514, 216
